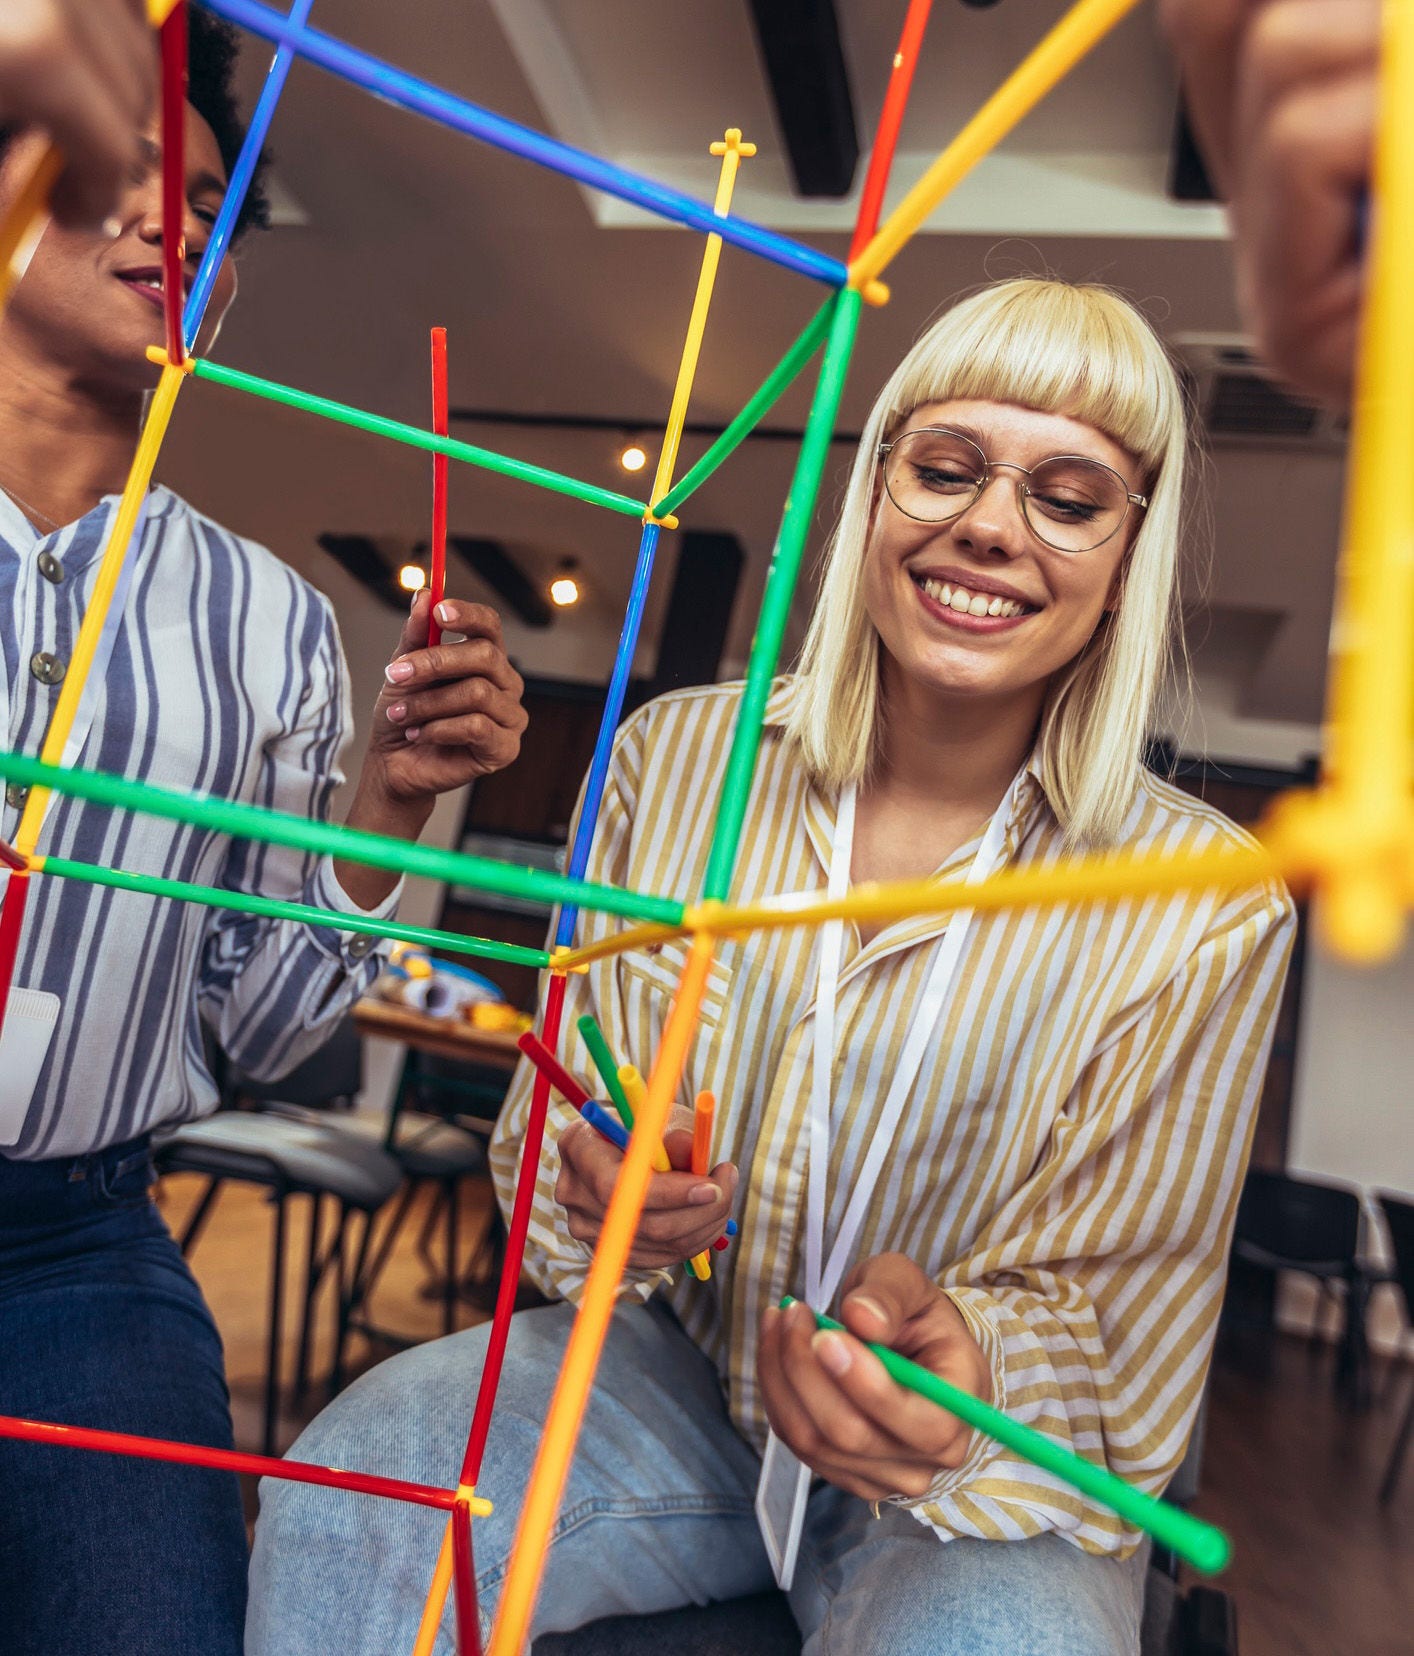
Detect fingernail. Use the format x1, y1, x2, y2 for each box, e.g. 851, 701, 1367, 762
385, 660, 414, 684
403, 726, 421, 742
435, 602, 454, 624
847, 1293, 886, 1323
385, 702, 406, 723
102, 215, 122, 240
688, 1182, 721, 1206
812, 1331, 852, 1376
410, 589, 420, 612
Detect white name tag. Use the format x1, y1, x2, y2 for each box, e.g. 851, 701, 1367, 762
755, 1428, 812, 1591
0, 989, 60, 1145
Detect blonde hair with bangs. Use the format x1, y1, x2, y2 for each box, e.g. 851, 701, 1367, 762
785, 278, 1190, 847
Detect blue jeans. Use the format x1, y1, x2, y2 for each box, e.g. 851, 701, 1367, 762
249, 1301, 1145, 1655
0, 1137, 248, 1656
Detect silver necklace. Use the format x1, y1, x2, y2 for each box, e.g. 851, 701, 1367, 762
0, 476, 62, 535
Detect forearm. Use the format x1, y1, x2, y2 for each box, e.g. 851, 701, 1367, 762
332, 771, 434, 911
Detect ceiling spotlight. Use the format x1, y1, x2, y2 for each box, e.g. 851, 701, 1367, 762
398, 563, 427, 592
549, 558, 581, 608
618, 441, 649, 474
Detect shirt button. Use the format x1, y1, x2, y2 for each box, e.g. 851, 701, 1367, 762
36, 551, 63, 584
347, 934, 374, 960
5, 783, 29, 809
30, 651, 65, 685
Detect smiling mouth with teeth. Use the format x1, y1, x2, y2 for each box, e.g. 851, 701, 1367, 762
913, 574, 1033, 620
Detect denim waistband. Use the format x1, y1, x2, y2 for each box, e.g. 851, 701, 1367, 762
0, 1133, 154, 1236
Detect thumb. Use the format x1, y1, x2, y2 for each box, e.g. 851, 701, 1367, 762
390, 589, 432, 663
661, 1104, 697, 1172
839, 1253, 936, 1346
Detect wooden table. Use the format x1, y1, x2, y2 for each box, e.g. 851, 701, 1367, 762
353, 997, 523, 1072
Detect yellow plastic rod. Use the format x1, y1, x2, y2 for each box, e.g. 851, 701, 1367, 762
1318, 0, 1414, 960
848, 0, 1143, 290
645, 129, 755, 520
688, 836, 1281, 941
486, 935, 716, 1656
0, 143, 63, 315
13, 363, 186, 858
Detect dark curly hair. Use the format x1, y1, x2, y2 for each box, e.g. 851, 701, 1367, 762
0, 9, 270, 240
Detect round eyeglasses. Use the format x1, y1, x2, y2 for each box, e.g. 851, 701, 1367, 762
877, 427, 1148, 554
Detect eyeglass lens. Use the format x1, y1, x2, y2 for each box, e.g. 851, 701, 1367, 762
883, 429, 1131, 552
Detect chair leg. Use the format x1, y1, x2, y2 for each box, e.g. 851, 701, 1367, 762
292, 1192, 324, 1406
345, 1178, 418, 1328
177, 1176, 224, 1254
264, 1191, 289, 1459
331, 1204, 377, 1398
1380, 1380, 1414, 1503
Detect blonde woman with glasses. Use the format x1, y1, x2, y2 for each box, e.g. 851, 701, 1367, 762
250, 279, 1295, 1656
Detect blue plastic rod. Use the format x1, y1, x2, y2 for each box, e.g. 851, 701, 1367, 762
197, 0, 848, 289
554, 519, 661, 950
184, 0, 315, 349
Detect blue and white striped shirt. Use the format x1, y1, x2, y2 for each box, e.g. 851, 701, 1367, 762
0, 486, 397, 1159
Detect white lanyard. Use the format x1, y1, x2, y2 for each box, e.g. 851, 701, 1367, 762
803, 767, 1026, 1310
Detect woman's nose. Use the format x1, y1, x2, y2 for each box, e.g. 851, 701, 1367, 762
949, 472, 1028, 555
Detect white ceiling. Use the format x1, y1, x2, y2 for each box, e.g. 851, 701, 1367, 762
156, 0, 1343, 751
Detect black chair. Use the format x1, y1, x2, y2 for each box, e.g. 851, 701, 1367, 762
154, 1021, 403, 1455
1230, 1168, 1372, 1403
329, 1046, 511, 1384
1375, 1191, 1414, 1502
534, 1399, 1236, 1656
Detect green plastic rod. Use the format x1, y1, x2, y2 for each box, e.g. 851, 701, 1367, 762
188, 357, 647, 519
702, 289, 861, 901
576, 1013, 633, 1125
784, 1301, 1232, 1576
0, 752, 684, 928
656, 299, 836, 517
38, 856, 552, 968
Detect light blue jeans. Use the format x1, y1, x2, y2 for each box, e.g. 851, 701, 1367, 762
247, 1301, 1145, 1655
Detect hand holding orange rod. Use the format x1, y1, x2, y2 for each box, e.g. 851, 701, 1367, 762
428, 326, 449, 647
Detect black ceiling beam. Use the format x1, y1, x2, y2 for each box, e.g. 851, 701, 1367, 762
317, 532, 406, 612
448, 536, 554, 629
747, 0, 858, 198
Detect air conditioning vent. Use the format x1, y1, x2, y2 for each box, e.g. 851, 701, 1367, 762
1174, 335, 1348, 449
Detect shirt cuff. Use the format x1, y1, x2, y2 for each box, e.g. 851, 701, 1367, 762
892, 1288, 1008, 1518
306, 854, 403, 967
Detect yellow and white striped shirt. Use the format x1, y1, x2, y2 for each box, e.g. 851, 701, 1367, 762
489, 678, 1295, 1557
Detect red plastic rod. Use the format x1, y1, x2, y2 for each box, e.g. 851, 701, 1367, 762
0, 871, 31, 1037
516, 1026, 590, 1110
451, 1498, 482, 1656
848, 0, 934, 262
0, 1412, 463, 1511
463, 973, 566, 1483
159, 3, 190, 363
428, 326, 449, 648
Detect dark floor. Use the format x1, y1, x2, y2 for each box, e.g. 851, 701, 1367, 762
163, 1174, 1414, 1655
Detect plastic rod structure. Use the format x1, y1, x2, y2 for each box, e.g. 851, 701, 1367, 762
486, 935, 718, 1656
159, 2, 189, 367
848, 0, 935, 261
1318, 0, 1414, 959
848, 0, 1144, 289
197, 0, 848, 288
0, 752, 686, 928
428, 326, 450, 647
178, 353, 650, 519
654, 298, 835, 518
0, 143, 63, 314
786, 1305, 1231, 1575
35, 854, 552, 968
0, 1413, 492, 1516
702, 289, 862, 900
183, 0, 316, 347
